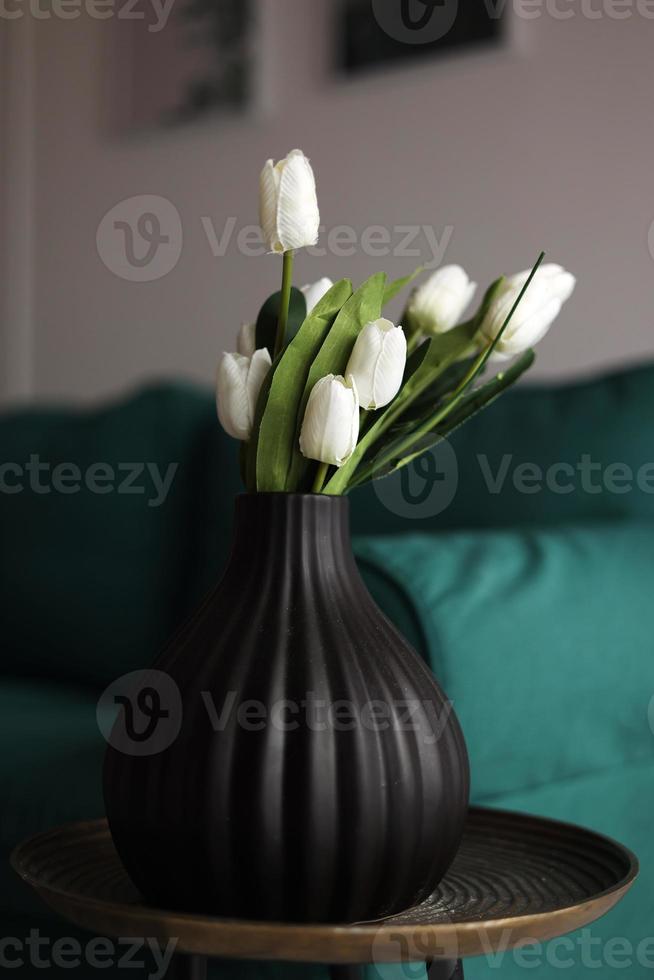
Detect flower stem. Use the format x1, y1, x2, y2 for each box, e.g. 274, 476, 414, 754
274, 249, 295, 358
353, 254, 546, 483
312, 461, 329, 494
323, 252, 545, 495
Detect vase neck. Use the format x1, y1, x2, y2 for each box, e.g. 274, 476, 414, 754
227, 493, 358, 584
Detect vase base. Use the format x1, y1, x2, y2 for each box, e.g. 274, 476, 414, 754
162, 956, 464, 980
327, 962, 464, 980
165, 955, 207, 980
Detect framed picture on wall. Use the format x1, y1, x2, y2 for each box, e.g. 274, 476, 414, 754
116, 0, 255, 130
339, 0, 506, 75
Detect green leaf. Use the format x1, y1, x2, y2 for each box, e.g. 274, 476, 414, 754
402, 322, 478, 392
402, 339, 430, 382
244, 351, 280, 491
355, 343, 433, 445
445, 258, 543, 398
302, 272, 386, 386
323, 319, 477, 495
383, 266, 422, 307
435, 349, 535, 434
398, 278, 502, 409
362, 350, 536, 484
398, 355, 482, 423
254, 279, 353, 492
284, 272, 387, 491
255, 287, 307, 357
325, 251, 545, 495
400, 271, 503, 394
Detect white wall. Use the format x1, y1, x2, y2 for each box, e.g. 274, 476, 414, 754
0, 17, 35, 405
3, 0, 654, 404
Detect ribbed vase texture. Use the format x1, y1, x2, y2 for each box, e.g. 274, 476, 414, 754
104, 493, 469, 923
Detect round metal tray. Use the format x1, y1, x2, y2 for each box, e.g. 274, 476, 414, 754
11, 807, 637, 965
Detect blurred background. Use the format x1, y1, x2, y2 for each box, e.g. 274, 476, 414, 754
1, 0, 653, 406
3, 7, 654, 978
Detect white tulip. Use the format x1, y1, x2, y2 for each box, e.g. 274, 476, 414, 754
216, 349, 271, 441
301, 277, 333, 313
299, 375, 359, 467
237, 322, 256, 358
259, 149, 320, 254
506, 263, 576, 303
345, 318, 407, 410
480, 263, 576, 359
408, 265, 477, 335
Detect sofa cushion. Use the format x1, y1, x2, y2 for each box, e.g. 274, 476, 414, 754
0, 681, 105, 919
0, 384, 241, 689
350, 361, 654, 533
3, 362, 654, 688
355, 522, 654, 799
465, 758, 654, 980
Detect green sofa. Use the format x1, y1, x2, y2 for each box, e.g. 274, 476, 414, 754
2, 364, 654, 979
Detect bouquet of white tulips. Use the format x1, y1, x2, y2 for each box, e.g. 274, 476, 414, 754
217, 149, 576, 495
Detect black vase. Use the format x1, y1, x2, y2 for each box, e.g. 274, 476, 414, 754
104, 493, 469, 923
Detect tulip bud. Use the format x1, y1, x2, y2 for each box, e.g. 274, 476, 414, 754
407, 266, 477, 335
299, 374, 359, 467
237, 322, 256, 358
479, 263, 576, 359
216, 349, 272, 441
345, 318, 407, 410
301, 277, 334, 314
259, 149, 320, 254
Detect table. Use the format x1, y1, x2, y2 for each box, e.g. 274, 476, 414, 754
11, 807, 637, 979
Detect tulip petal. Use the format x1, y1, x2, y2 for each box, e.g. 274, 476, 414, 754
319, 381, 343, 464
216, 348, 271, 442
462, 280, 478, 314
346, 322, 383, 409
301, 277, 334, 314
480, 261, 572, 357
345, 318, 407, 410
513, 297, 562, 351
259, 160, 281, 254
276, 150, 320, 253
345, 374, 360, 465
326, 376, 359, 466
299, 375, 333, 463
216, 352, 252, 440
508, 264, 576, 305
237, 322, 256, 358
371, 324, 407, 409
299, 374, 359, 466
551, 271, 576, 304
246, 348, 273, 423
409, 265, 477, 334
